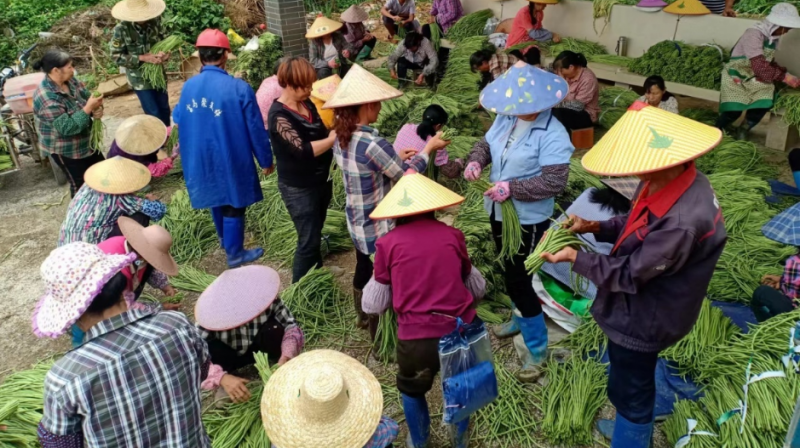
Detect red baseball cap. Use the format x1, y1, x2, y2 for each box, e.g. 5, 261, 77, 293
195, 29, 231, 50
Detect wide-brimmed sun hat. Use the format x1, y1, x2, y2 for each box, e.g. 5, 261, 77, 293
767, 3, 800, 28
635, 0, 668, 11
117, 217, 178, 276
306, 16, 344, 39
582, 101, 722, 176
480, 61, 568, 116
195, 265, 281, 331
340, 5, 370, 23
115, 115, 167, 156
370, 172, 465, 220
529, 0, 559, 4
601, 178, 640, 201
762, 202, 800, 246
323, 63, 402, 109
32, 242, 137, 338
663, 0, 711, 15
111, 0, 166, 22
311, 75, 341, 101
261, 349, 383, 448
84, 156, 152, 195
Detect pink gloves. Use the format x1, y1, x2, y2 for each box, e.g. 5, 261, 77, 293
464, 161, 482, 181
434, 148, 449, 166
786, 73, 800, 88
485, 181, 511, 202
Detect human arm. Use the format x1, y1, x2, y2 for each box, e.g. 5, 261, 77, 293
147, 157, 174, 177
738, 30, 788, 83
722, 0, 736, 16
38, 375, 84, 447
36, 95, 96, 137
366, 137, 430, 180
242, 86, 273, 169
272, 113, 335, 159
387, 43, 405, 74
118, 195, 167, 221
363, 241, 394, 314
421, 40, 439, 76
466, 137, 492, 168
507, 163, 569, 202
439, 158, 465, 178
335, 33, 354, 59
308, 42, 329, 70
271, 300, 305, 363
457, 232, 487, 300
110, 24, 141, 69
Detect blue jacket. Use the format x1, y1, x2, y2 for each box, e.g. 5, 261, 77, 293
173, 66, 273, 209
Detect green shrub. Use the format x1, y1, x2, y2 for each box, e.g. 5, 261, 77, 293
163, 0, 230, 42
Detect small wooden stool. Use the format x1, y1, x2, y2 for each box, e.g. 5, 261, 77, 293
571, 127, 595, 150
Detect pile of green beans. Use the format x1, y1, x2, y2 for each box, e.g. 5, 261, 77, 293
598, 87, 640, 110
476, 301, 506, 324
445, 9, 494, 43
662, 400, 720, 448
554, 318, 607, 359
280, 267, 353, 346
164, 125, 178, 157
774, 88, 800, 128
561, 157, 605, 202
474, 362, 540, 447
0, 360, 54, 446
203, 383, 267, 448
472, 179, 522, 260
160, 189, 219, 264
524, 220, 588, 275
170, 265, 217, 292
374, 310, 398, 364
697, 137, 777, 180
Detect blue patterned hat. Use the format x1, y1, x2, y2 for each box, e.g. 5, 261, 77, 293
479, 61, 568, 116
762, 202, 800, 246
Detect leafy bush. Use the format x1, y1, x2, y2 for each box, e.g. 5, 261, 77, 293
164, 0, 230, 42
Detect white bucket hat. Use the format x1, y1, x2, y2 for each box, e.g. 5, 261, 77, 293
767, 3, 800, 28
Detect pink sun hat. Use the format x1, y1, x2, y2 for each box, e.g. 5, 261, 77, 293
195, 265, 281, 331
32, 242, 137, 338
635, 0, 668, 10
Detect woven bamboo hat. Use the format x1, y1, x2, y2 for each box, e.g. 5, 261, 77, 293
323, 64, 403, 109
111, 0, 166, 22
529, 0, 559, 5
115, 115, 167, 156
117, 217, 178, 276
311, 75, 341, 101
480, 61, 568, 116
663, 0, 711, 15
261, 350, 383, 448
84, 156, 152, 194
582, 101, 722, 176
306, 16, 343, 38
195, 265, 281, 331
340, 5, 370, 23
370, 172, 465, 220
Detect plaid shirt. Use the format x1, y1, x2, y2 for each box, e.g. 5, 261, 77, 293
489, 51, 516, 80
38, 308, 211, 447
332, 125, 428, 254
430, 0, 464, 32
781, 255, 800, 300
32, 76, 93, 158
110, 19, 166, 91
196, 300, 297, 355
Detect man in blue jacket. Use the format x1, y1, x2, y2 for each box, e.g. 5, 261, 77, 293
173, 29, 274, 268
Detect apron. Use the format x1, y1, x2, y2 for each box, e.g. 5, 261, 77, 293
719, 38, 777, 113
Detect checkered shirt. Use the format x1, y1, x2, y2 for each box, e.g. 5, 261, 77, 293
489, 52, 516, 79
196, 300, 297, 356
781, 254, 800, 300
39, 308, 211, 447
332, 125, 428, 254
32, 76, 93, 158
110, 19, 166, 91
763, 202, 800, 246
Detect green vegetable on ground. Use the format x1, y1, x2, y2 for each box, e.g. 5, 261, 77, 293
445, 9, 494, 43
171, 265, 217, 292
474, 361, 540, 447
280, 267, 353, 346
160, 189, 219, 264
662, 400, 720, 448
598, 87, 640, 110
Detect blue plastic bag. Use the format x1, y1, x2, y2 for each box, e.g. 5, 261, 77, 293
439, 318, 499, 424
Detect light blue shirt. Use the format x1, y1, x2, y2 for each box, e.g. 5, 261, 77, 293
483, 109, 574, 225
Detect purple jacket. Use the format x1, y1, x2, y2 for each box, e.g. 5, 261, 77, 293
572, 164, 727, 353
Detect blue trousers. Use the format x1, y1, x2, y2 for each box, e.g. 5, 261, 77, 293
134, 89, 171, 126
608, 340, 659, 424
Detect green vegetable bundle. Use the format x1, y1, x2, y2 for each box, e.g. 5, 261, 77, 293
662, 400, 720, 448
629, 40, 727, 90
445, 9, 494, 43
0, 153, 13, 171
474, 362, 540, 447
437, 36, 495, 108
592, 0, 637, 20
280, 267, 353, 346
330, 168, 346, 211
142, 35, 184, 91
555, 318, 607, 358
204, 383, 268, 448
0, 360, 54, 447
161, 189, 219, 263
320, 209, 354, 256
90, 91, 104, 151
734, 0, 796, 16
598, 107, 626, 129
599, 87, 640, 110
165, 125, 179, 157
542, 38, 608, 58
587, 53, 633, 68
374, 92, 418, 139
476, 301, 506, 323
525, 220, 588, 275
773, 88, 800, 128
679, 108, 719, 126
171, 265, 217, 292
472, 178, 523, 260
695, 136, 777, 179
374, 310, 398, 363
430, 18, 441, 52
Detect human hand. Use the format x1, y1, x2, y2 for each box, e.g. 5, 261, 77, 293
162, 285, 177, 297
722, 7, 737, 16
463, 161, 482, 181
761, 274, 781, 288
426, 132, 449, 151
262, 166, 275, 176
390, 70, 398, 80
328, 129, 337, 141
145, 193, 159, 201
552, 33, 562, 43
139, 53, 161, 64
92, 107, 104, 119
541, 246, 578, 264
565, 214, 599, 234
343, 50, 350, 59
220, 375, 251, 403
415, 74, 425, 85
786, 73, 800, 88
398, 147, 417, 161
86, 95, 104, 111
277, 355, 291, 366
484, 181, 511, 202
160, 52, 171, 63
394, 15, 403, 22
328, 59, 340, 69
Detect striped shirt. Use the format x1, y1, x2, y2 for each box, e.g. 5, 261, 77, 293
39, 308, 211, 447
699, 0, 726, 14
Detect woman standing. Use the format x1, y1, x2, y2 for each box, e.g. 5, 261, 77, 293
463, 62, 574, 382
323, 64, 446, 331
307, 16, 352, 80
106, 114, 176, 177
506, 0, 560, 50
552, 51, 600, 133
717, 3, 800, 140
363, 173, 486, 448
268, 57, 337, 283
341, 5, 377, 62
637, 75, 679, 113
33, 49, 105, 197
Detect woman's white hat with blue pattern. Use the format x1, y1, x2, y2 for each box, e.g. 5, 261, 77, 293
763, 202, 800, 246
479, 61, 568, 116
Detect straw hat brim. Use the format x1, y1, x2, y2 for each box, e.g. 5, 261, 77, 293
311, 75, 341, 102
306, 17, 344, 38
340, 6, 370, 23
84, 156, 152, 195
634, 6, 665, 11
118, 217, 178, 276
195, 265, 281, 330
111, 0, 166, 22
262, 350, 383, 448
322, 64, 403, 109
116, 115, 167, 156
370, 173, 465, 220
529, 0, 559, 5
662, 0, 711, 14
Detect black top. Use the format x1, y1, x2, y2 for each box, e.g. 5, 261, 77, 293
267, 99, 332, 188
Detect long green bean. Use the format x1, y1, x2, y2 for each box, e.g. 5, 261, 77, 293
472, 179, 523, 260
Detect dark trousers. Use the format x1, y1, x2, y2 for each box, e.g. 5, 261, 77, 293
220, 205, 245, 217
207, 314, 285, 372
383, 15, 415, 37
607, 340, 659, 424
421, 22, 443, 40
397, 337, 441, 397
490, 214, 547, 318
715, 108, 770, 131
354, 249, 374, 290
397, 57, 436, 88
751, 285, 795, 323
279, 180, 333, 283
134, 89, 171, 127
789, 148, 800, 172
552, 108, 594, 133
316, 62, 350, 81
108, 211, 151, 239
50, 151, 105, 197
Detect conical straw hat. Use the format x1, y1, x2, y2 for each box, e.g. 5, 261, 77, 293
322, 64, 403, 109
195, 265, 281, 330
306, 16, 343, 38
582, 101, 722, 176
111, 0, 166, 22
340, 5, 369, 23
115, 114, 167, 155
663, 0, 711, 15
311, 75, 341, 102
370, 172, 465, 220
84, 156, 152, 194
261, 350, 383, 448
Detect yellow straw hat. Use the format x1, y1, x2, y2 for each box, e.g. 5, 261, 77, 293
529, 0, 559, 5
581, 101, 722, 177
663, 0, 711, 15
370, 172, 465, 220
306, 16, 344, 39
311, 75, 341, 102
322, 64, 403, 109
261, 350, 383, 448
84, 156, 152, 195
111, 0, 166, 22
115, 115, 167, 156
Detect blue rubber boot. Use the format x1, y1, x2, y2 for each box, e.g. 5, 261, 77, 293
793, 170, 800, 193
210, 207, 224, 243
596, 418, 615, 439
513, 313, 548, 383
71, 324, 85, 348
493, 308, 521, 338
222, 216, 264, 269
446, 417, 470, 448
596, 415, 654, 448
402, 394, 431, 448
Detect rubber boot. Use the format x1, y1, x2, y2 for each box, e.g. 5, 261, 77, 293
513, 313, 548, 383
602, 414, 654, 448
736, 123, 753, 141
446, 418, 470, 448
596, 418, 615, 440
210, 207, 224, 244
353, 288, 369, 329
402, 394, 431, 448
71, 324, 85, 348
793, 170, 800, 193
493, 307, 521, 338
222, 216, 264, 268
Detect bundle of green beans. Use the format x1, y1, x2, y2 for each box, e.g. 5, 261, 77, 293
525, 219, 589, 275
0, 360, 54, 446
170, 265, 217, 292
254, 351, 277, 384
430, 19, 441, 52
160, 189, 219, 263
474, 361, 540, 447
471, 178, 523, 260
587, 53, 633, 68
246, 175, 289, 248
279, 267, 352, 346
454, 184, 505, 296
141, 35, 184, 91
374, 91, 420, 138
696, 137, 776, 179
540, 356, 608, 446
541, 38, 608, 58
164, 125, 178, 157
203, 383, 268, 448
662, 400, 720, 448
554, 318, 607, 359
445, 9, 494, 43
679, 108, 719, 126
329, 169, 346, 211
437, 36, 495, 108
599, 86, 640, 109
592, 0, 637, 19
629, 40, 727, 90
320, 209, 353, 255
374, 310, 398, 363
90, 91, 104, 151
476, 301, 506, 324
0, 153, 13, 171
773, 88, 800, 128
440, 126, 458, 140
598, 107, 626, 129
